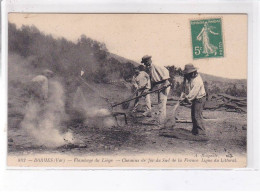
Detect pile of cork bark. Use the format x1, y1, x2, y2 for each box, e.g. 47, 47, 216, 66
168, 93, 247, 113
204, 93, 247, 113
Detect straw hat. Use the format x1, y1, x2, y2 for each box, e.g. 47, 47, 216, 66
183, 64, 197, 74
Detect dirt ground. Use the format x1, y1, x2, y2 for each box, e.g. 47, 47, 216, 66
8, 98, 247, 157
7, 54, 247, 158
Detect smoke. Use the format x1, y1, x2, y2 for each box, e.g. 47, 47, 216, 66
21, 79, 74, 148
92, 108, 110, 117
72, 87, 116, 128
85, 107, 116, 128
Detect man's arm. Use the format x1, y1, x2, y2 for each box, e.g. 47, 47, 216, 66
185, 79, 201, 102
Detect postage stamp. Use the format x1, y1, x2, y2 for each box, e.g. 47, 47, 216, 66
191, 18, 224, 59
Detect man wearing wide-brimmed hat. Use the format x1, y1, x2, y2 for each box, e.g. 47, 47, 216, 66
181, 64, 207, 136
141, 55, 170, 125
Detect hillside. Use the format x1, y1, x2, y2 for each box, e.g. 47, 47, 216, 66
200, 73, 246, 85
108, 53, 140, 67
109, 53, 247, 91
8, 22, 246, 97
8, 23, 136, 84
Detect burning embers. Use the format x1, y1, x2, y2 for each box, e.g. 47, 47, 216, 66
21, 80, 75, 148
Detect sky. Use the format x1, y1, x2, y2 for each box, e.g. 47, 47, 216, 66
8, 14, 248, 79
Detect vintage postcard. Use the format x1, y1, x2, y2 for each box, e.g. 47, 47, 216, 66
7, 14, 247, 168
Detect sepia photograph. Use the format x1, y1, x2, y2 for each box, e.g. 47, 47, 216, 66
7, 13, 247, 168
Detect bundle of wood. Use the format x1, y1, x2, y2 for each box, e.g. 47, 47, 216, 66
204, 93, 247, 113
167, 93, 247, 113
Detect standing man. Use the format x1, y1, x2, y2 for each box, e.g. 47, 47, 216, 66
29, 69, 54, 104
141, 55, 170, 125
181, 64, 207, 136
23, 69, 54, 132
132, 65, 152, 117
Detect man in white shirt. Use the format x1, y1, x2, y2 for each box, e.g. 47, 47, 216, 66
141, 55, 170, 125
182, 64, 207, 136
132, 65, 152, 117
30, 69, 54, 104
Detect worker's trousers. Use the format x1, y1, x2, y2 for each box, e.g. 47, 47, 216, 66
134, 89, 151, 112
144, 93, 152, 112
191, 96, 206, 135
157, 82, 170, 124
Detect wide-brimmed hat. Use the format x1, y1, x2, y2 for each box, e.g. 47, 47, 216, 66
183, 64, 197, 74
141, 55, 152, 63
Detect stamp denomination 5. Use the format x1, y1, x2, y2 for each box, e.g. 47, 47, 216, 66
191, 18, 224, 59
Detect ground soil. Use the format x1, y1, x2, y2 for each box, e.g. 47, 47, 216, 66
8, 97, 247, 158
7, 54, 247, 158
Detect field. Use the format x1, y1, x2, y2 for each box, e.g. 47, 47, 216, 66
6, 51, 247, 170
8, 77, 247, 158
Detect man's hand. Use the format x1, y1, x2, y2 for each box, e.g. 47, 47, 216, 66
179, 93, 186, 102
184, 98, 192, 104
180, 94, 191, 104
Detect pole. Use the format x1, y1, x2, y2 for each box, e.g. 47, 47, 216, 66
112, 84, 171, 108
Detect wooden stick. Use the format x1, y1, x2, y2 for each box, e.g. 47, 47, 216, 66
112, 84, 171, 107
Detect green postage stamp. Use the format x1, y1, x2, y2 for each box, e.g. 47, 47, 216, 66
191, 18, 224, 59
